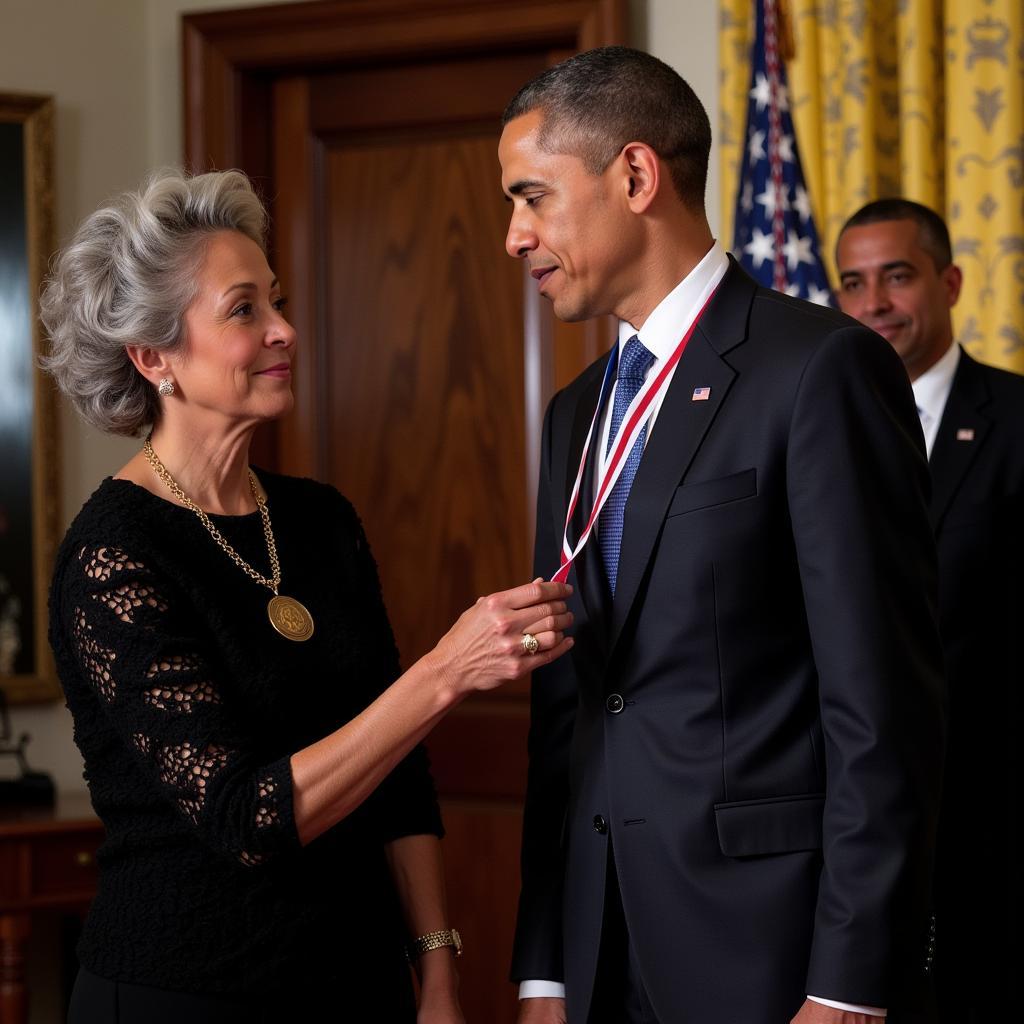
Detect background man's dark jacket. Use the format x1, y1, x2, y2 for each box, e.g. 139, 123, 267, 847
927, 348, 1024, 1021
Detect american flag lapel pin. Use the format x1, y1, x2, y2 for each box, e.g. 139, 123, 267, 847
692, 386, 711, 402
956, 428, 975, 442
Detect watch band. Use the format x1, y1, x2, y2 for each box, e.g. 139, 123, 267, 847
406, 927, 463, 961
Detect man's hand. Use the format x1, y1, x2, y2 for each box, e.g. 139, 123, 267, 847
791, 999, 884, 1024
517, 996, 567, 1024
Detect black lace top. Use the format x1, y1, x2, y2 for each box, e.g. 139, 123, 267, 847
49, 472, 442, 998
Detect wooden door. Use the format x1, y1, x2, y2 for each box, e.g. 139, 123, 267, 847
184, 4, 625, 1020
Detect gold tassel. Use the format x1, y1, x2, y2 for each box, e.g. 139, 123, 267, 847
777, 0, 797, 62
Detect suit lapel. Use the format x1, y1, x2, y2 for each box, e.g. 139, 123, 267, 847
608, 263, 752, 654
928, 350, 991, 532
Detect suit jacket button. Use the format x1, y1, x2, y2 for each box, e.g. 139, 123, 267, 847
593, 814, 608, 834
606, 693, 624, 714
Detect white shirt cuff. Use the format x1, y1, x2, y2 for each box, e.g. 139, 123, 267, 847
520, 985, 883, 1014
808, 995, 886, 1016
519, 980, 567, 999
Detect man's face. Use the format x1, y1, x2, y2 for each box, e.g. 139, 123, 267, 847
836, 218, 961, 380
499, 110, 635, 323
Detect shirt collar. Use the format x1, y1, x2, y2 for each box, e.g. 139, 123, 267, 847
912, 342, 960, 424
616, 242, 730, 361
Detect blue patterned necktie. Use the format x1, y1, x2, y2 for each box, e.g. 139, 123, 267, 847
600, 335, 655, 595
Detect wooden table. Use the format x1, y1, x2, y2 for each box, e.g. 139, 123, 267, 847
0, 794, 102, 1023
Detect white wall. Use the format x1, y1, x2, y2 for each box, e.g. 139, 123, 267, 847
644, 0, 721, 236
3, 0, 719, 795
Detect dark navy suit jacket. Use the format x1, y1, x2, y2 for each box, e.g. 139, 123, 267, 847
512, 261, 946, 1023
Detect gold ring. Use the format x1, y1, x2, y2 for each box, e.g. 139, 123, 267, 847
521, 633, 540, 656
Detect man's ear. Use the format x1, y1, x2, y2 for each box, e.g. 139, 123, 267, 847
125, 344, 176, 388
619, 141, 661, 213
941, 263, 963, 309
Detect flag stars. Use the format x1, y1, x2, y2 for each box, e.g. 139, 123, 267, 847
732, 4, 834, 309
750, 75, 788, 114
748, 129, 767, 164
744, 228, 776, 269
783, 230, 815, 271
792, 185, 813, 223
755, 183, 789, 218
750, 72, 772, 112
807, 284, 833, 306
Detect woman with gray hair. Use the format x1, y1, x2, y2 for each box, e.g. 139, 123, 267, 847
42, 168, 572, 1023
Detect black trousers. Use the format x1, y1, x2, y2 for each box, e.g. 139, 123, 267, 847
69, 969, 266, 1024
587, 845, 659, 1024
68, 967, 416, 1023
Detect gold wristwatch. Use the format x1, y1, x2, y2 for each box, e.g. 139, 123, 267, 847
406, 927, 463, 961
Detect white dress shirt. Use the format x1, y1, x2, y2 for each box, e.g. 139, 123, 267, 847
523, 245, 884, 1016
594, 241, 730, 483
912, 342, 960, 458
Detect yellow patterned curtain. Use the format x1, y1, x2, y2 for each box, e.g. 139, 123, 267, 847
720, 0, 1024, 373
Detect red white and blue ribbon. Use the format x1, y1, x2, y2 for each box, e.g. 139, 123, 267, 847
551, 285, 720, 584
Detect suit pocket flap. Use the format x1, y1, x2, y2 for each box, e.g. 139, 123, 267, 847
714, 792, 824, 857
667, 468, 757, 517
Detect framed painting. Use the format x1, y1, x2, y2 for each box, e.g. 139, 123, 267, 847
0, 92, 59, 703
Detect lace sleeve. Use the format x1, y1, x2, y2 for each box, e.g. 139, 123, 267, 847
64, 543, 299, 867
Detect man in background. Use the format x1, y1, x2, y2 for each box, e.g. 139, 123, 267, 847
500, 48, 945, 1024
837, 198, 1023, 1022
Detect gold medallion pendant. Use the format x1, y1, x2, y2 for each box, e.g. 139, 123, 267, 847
267, 595, 315, 642
143, 436, 316, 644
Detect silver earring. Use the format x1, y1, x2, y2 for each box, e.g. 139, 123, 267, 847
158, 378, 175, 397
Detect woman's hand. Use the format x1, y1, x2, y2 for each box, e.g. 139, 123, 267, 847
428, 579, 574, 698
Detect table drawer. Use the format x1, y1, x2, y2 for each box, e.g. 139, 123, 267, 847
30, 833, 100, 900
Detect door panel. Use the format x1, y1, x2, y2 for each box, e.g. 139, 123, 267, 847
322, 132, 528, 662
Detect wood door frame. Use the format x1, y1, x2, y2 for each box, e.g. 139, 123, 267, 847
183, 0, 626, 484
184, 1, 628, 177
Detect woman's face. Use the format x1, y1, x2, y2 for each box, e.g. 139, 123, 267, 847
173, 229, 296, 428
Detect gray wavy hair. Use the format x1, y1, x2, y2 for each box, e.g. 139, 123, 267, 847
40, 168, 268, 436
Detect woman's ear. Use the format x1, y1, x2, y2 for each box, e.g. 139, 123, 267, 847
619, 142, 661, 213
125, 345, 175, 389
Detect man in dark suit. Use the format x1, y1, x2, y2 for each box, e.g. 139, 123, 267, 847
498, 48, 945, 1024
837, 198, 1023, 1023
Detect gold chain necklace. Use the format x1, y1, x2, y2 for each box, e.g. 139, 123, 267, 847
143, 436, 314, 642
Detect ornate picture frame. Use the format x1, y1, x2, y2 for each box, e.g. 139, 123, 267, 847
0, 92, 60, 703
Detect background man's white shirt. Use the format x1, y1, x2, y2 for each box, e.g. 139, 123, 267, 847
913, 341, 960, 458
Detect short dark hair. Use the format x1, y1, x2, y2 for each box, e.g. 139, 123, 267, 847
837, 198, 952, 271
502, 46, 711, 211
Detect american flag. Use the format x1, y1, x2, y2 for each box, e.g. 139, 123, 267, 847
731, 0, 833, 306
